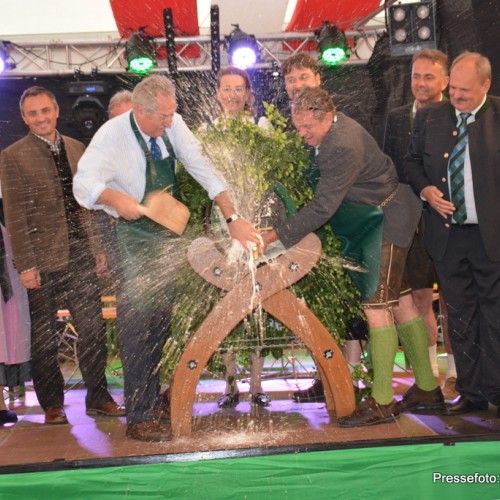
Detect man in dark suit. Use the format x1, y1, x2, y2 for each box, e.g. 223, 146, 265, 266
0, 86, 125, 424
405, 52, 500, 416
383, 49, 459, 402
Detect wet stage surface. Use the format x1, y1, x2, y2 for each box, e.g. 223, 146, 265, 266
1, 355, 500, 473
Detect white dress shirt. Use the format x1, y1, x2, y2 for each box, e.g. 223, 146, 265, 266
74, 110, 225, 217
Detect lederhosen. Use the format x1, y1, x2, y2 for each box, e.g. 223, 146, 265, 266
115, 114, 180, 311
304, 148, 384, 301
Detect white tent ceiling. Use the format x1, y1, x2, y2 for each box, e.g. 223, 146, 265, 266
0, 0, 386, 41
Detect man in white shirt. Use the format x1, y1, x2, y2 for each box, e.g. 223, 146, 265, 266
74, 75, 259, 441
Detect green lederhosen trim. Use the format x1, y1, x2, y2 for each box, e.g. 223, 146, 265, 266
304, 151, 384, 301
115, 113, 179, 310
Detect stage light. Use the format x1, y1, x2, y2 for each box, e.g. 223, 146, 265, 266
210, 4, 221, 73
163, 8, 178, 78
316, 22, 349, 66
388, 1, 437, 56
68, 80, 108, 138
126, 29, 156, 74
226, 25, 259, 69
72, 96, 106, 137
0, 41, 15, 74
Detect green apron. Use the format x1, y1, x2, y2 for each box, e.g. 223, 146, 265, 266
115, 114, 179, 310
305, 148, 384, 301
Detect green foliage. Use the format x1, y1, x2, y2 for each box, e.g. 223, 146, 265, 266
167, 105, 366, 385
195, 105, 312, 219
177, 166, 211, 229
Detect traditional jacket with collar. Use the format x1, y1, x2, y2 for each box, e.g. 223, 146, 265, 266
0, 133, 100, 273
275, 113, 422, 249
404, 96, 500, 262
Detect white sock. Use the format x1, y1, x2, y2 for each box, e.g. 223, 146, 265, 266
446, 354, 457, 379
428, 344, 439, 377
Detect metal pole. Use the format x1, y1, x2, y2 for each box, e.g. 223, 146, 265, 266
163, 8, 178, 78
210, 5, 220, 73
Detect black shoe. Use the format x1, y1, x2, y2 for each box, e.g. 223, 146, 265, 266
336, 397, 400, 428
217, 393, 239, 408
250, 392, 271, 407
398, 384, 445, 414
0, 409, 18, 425
444, 395, 487, 416
293, 379, 325, 403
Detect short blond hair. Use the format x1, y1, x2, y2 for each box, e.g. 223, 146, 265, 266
108, 89, 132, 116
132, 75, 176, 114
291, 87, 335, 120
451, 51, 491, 83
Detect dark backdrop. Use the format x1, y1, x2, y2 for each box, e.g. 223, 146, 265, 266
0, 66, 375, 149
1, 0, 499, 149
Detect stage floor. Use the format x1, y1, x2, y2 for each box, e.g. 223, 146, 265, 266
1, 351, 500, 473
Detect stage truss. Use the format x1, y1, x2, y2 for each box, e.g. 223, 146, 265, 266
3, 29, 383, 78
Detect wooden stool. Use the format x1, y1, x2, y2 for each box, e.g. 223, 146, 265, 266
170, 233, 355, 436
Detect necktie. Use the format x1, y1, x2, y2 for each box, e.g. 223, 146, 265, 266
149, 137, 162, 160
448, 112, 472, 224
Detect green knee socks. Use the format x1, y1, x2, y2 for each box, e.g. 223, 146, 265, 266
398, 316, 438, 392
369, 324, 399, 405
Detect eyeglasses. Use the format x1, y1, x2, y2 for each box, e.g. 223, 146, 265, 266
219, 86, 247, 94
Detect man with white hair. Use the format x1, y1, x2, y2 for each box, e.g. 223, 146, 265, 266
74, 74, 260, 441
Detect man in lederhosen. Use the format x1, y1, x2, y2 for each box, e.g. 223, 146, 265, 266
261, 87, 445, 427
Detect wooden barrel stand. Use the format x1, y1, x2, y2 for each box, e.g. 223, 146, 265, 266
170, 233, 355, 436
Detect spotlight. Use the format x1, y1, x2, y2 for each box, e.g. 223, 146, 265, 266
0, 41, 15, 74
388, 1, 437, 56
126, 29, 156, 74
68, 80, 108, 138
72, 96, 106, 138
226, 25, 259, 69
316, 22, 349, 66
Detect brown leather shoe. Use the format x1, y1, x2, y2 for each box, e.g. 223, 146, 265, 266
442, 377, 459, 402
45, 406, 68, 425
126, 421, 173, 442
398, 384, 445, 414
86, 401, 126, 417
336, 397, 400, 427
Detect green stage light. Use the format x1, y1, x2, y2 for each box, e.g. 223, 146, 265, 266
126, 30, 156, 75
316, 23, 348, 66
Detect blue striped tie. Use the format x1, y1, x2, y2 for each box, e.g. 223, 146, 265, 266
448, 112, 471, 224
149, 137, 162, 160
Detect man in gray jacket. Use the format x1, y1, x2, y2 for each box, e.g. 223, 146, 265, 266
262, 87, 444, 426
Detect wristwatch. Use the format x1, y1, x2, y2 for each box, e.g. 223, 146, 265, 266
225, 213, 241, 224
